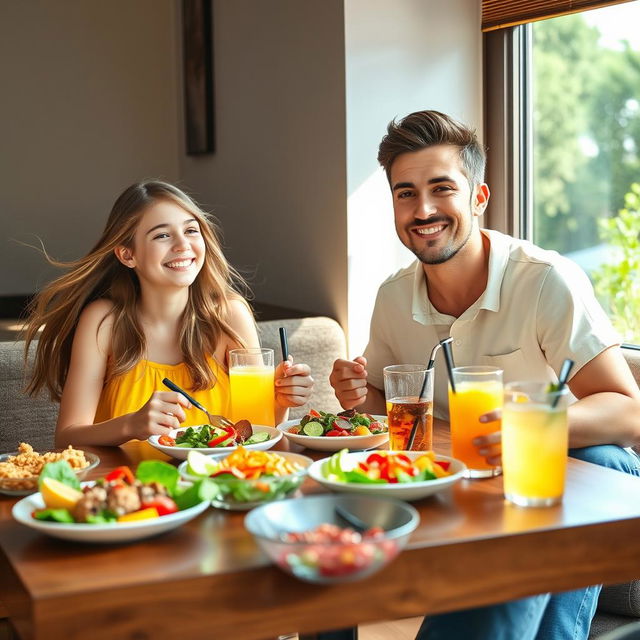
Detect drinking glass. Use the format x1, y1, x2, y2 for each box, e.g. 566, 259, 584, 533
229, 348, 275, 426
502, 381, 569, 507
449, 366, 503, 478
383, 365, 434, 451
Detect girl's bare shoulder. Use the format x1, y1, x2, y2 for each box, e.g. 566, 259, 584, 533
76, 299, 116, 353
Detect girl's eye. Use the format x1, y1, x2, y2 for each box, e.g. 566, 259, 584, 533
153, 233, 170, 240
185, 227, 200, 234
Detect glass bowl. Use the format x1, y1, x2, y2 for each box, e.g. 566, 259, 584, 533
0, 449, 100, 496
244, 494, 420, 583
178, 451, 313, 511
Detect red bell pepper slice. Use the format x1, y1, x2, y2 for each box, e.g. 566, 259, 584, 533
326, 429, 347, 437
309, 409, 322, 418
105, 466, 135, 485
158, 435, 176, 446
210, 467, 245, 479
437, 460, 451, 471
207, 431, 234, 447
141, 495, 179, 516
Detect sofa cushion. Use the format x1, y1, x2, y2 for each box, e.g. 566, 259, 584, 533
257, 316, 346, 419
0, 340, 58, 452
0, 316, 347, 452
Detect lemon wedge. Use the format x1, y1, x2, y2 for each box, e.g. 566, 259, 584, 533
40, 477, 83, 510
186, 451, 217, 477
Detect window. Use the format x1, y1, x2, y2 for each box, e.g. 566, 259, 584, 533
484, 1, 640, 344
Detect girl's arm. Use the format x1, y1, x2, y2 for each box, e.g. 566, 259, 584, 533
56, 300, 189, 447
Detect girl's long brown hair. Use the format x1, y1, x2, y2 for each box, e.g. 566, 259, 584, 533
24, 180, 250, 401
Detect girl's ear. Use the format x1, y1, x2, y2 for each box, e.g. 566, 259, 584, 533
114, 246, 135, 268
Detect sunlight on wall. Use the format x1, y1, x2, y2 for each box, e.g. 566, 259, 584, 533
347, 168, 414, 357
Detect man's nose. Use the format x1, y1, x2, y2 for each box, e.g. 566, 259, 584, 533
416, 196, 437, 218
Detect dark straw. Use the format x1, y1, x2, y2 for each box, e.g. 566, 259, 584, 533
407, 339, 452, 450
552, 358, 574, 408
279, 326, 289, 362
441, 337, 457, 394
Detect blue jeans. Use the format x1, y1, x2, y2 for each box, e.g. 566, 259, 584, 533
416, 445, 640, 640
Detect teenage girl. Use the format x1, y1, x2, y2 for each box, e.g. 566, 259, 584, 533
24, 180, 313, 447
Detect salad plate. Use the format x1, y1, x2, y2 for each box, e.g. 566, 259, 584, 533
308, 451, 466, 501
12, 483, 210, 543
147, 425, 282, 460
277, 416, 389, 452
178, 450, 313, 511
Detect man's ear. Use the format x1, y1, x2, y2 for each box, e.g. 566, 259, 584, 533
114, 246, 135, 268
472, 183, 490, 217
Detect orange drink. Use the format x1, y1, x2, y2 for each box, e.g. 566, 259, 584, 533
383, 365, 434, 451
229, 348, 275, 426
502, 382, 569, 507
448, 366, 503, 478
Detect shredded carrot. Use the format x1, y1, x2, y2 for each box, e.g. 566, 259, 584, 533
210, 447, 302, 478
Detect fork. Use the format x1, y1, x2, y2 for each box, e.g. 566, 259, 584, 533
162, 378, 235, 429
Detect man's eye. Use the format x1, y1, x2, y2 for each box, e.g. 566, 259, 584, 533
397, 191, 414, 199
434, 185, 453, 192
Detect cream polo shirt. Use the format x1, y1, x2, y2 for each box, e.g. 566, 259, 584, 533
363, 229, 620, 420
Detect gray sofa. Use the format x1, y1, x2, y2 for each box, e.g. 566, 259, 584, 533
0, 318, 638, 637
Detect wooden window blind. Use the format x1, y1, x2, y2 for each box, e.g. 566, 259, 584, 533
482, 0, 636, 32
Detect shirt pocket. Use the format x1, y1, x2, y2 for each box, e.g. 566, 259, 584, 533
478, 349, 531, 383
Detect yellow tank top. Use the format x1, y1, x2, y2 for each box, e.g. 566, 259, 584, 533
95, 356, 231, 425
95, 356, 231, 461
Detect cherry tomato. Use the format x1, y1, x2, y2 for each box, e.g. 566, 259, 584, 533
158, 435, 176, 446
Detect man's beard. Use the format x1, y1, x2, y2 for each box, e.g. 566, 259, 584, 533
410, 218, 473, 265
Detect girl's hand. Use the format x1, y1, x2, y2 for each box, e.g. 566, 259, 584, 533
128, 391, 191, 439
275, 357, 314, 408
473, 431, 502, 467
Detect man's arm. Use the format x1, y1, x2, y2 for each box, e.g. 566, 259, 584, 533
567, 346, 640, 448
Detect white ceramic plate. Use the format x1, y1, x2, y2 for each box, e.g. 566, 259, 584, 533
276, 417, 389, 452
177, 451, 313, 511
308, 451, 466, 501
12, 487, 210, 543
147, 425, 282, 461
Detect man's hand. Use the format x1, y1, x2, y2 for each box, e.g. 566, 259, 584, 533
329, 357, 368, 409
474, 409, 502, 466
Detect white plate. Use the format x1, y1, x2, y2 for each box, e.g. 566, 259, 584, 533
276, 417, 389, 452
178, 451, 313, 511
308, 451, 466, 501
12, 487, 210, 543
147, 425, 282, 460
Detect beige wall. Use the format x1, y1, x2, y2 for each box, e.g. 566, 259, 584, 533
0, 0, 180, 294
0, 0, 482, 347
179, 0, 348, 324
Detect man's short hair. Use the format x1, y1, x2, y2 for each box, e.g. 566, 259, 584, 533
377, 110, 486, 186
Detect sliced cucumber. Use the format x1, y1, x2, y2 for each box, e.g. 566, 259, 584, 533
301, 421, 324, 437
244, 431, 271, 445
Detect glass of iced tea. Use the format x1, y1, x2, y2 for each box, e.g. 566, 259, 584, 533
383, 365, 434, 451
229, 348, 275, 426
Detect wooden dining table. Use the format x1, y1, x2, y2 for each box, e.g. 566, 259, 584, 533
2, 423, 640, 640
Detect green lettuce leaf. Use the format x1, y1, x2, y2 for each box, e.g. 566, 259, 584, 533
135, 460, 179, 495
38, 460, 81, 491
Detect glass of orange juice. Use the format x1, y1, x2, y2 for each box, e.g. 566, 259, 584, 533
383, 365, 434, 451
502, 381, 569, 507
449, 366, 503, 478
229, 348, 275, 426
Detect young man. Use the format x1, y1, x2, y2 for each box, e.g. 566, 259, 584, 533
329, 110, 640, 639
